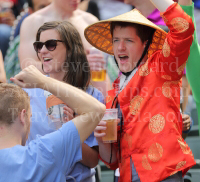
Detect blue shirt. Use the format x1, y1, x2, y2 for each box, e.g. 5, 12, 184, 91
0, 121, 82, 182
25, 86, 104, 182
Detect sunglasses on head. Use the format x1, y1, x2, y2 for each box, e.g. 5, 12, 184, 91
33, 39, 64, 53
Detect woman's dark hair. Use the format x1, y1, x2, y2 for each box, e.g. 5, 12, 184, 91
36, 21, 90, 90
110, 22, 155, 43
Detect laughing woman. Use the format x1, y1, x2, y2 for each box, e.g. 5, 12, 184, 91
25, 21, 104, 182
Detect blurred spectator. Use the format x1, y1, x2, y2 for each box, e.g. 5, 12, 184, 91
79, 0, 100, 19
0, 50, 6, 82
4, 0, 51, 82
0, 24, 11, 58
0, 0, 15, 58
13, 0, 52, 39
79, 0, 119, 84
97, 0, 132, 20
27, 0, 50, 12
11, 0, 25, 17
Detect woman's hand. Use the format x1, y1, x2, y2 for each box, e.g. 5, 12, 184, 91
63, 105, 74, 122
94, 119, 120, 143
94, 120, 107, 143
182, 113, 191, 131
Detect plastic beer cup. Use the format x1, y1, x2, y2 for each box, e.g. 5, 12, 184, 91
44, 91, 66, 130
47, 104, 66, 130
101, 109, 118, 143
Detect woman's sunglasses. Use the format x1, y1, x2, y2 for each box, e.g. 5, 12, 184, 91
33, 39, 64, 53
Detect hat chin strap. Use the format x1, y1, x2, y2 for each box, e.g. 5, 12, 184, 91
114, 37, 152, 77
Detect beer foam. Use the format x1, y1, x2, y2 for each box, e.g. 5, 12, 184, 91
102, 115, 117, 120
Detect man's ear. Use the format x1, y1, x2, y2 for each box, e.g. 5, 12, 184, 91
20, 109, 26, 126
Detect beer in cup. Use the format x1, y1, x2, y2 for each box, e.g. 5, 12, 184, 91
89, 47, 106, 81
101, 109, 118, 143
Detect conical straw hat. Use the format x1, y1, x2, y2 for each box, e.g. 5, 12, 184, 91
84, 9, 167, 56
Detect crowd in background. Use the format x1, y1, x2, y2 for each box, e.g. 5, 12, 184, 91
0, 0, 200, 182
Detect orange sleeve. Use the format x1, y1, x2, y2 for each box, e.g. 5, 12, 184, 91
154, 3, 195, 81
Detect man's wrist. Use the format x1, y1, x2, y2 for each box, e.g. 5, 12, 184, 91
38, 75, 48, 89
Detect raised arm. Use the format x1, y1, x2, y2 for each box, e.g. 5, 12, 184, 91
11, 65, 106, 143
149, 0, 194, 81
0, 51, 6, 83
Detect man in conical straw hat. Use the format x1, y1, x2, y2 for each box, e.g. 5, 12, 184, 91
85, 0, 196, 181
